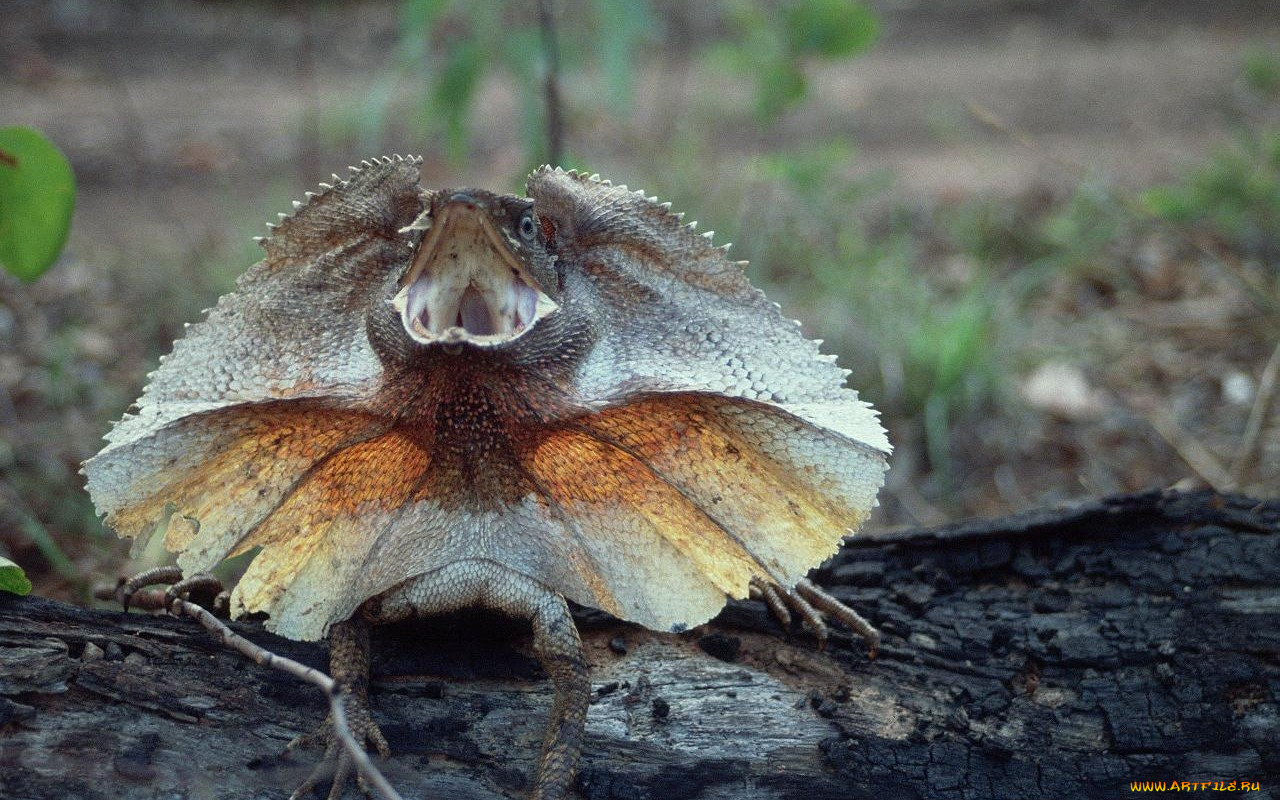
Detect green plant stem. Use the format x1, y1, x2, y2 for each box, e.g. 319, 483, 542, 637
2, 483, 78, 583
538, 0, 565, 166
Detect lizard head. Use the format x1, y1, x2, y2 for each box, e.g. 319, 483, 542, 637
391, 189, 560, 351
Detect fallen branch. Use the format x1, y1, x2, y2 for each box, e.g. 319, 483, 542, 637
2, 489, 1276, 799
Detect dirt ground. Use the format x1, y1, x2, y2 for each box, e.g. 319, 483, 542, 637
2, 0, 1278, 599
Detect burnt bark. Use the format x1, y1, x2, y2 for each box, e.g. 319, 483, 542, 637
1, 489, 1277, 799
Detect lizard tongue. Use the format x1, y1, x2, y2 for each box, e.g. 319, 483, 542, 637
391, 247, 556, 344
459, 286, 495, 335
396, 275, 507, 336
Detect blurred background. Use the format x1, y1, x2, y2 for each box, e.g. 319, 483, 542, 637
2, 0, 1278, 603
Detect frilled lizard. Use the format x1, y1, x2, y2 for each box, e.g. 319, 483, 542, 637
83, 157, 891, 799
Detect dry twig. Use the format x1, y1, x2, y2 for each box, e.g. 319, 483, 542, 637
1132, 397, 1234, 492
165, 596, 404, 800
1231, 337, 1280, 487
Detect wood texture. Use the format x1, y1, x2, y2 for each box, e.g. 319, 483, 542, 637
1, 489, 1276, 799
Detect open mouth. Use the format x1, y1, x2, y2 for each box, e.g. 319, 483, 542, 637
391, 196, 557, 348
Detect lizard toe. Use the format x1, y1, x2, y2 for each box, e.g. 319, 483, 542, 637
117, 565, 185, 612
751, 575, 879, 658
288, 691, 389, 800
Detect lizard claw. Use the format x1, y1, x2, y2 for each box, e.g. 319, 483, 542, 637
287, 689, 390, 800
750, 576, 880, 658
117, 566, 229, 617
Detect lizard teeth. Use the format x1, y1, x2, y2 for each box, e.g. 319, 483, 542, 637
393, 254, 556, 345
515, 281, 538, 329
409, 273, 434, 332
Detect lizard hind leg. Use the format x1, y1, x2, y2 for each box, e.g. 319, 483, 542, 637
524, 591, 590, 800
287, 617, 390, 800
359, 562, 591, 800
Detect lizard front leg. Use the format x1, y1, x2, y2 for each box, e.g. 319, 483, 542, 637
116, 565, 229, 615
289, 616, 390, 800
751, 575, 880, 656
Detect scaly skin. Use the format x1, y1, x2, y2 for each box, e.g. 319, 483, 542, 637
86, 158, 891, 798
288, 618, 390, 800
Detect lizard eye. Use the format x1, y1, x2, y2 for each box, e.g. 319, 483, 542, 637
518, 212, 538, 242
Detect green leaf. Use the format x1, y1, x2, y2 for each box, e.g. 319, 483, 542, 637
756, 140, 857, 195
1242, 47, 1280, 97
1139, 186, 1190, 221
398, 0, 450, 37
0, 556, 32, 596
783, 0, 880, 59
754, 58, 808, 122
0, 126, 75, 282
